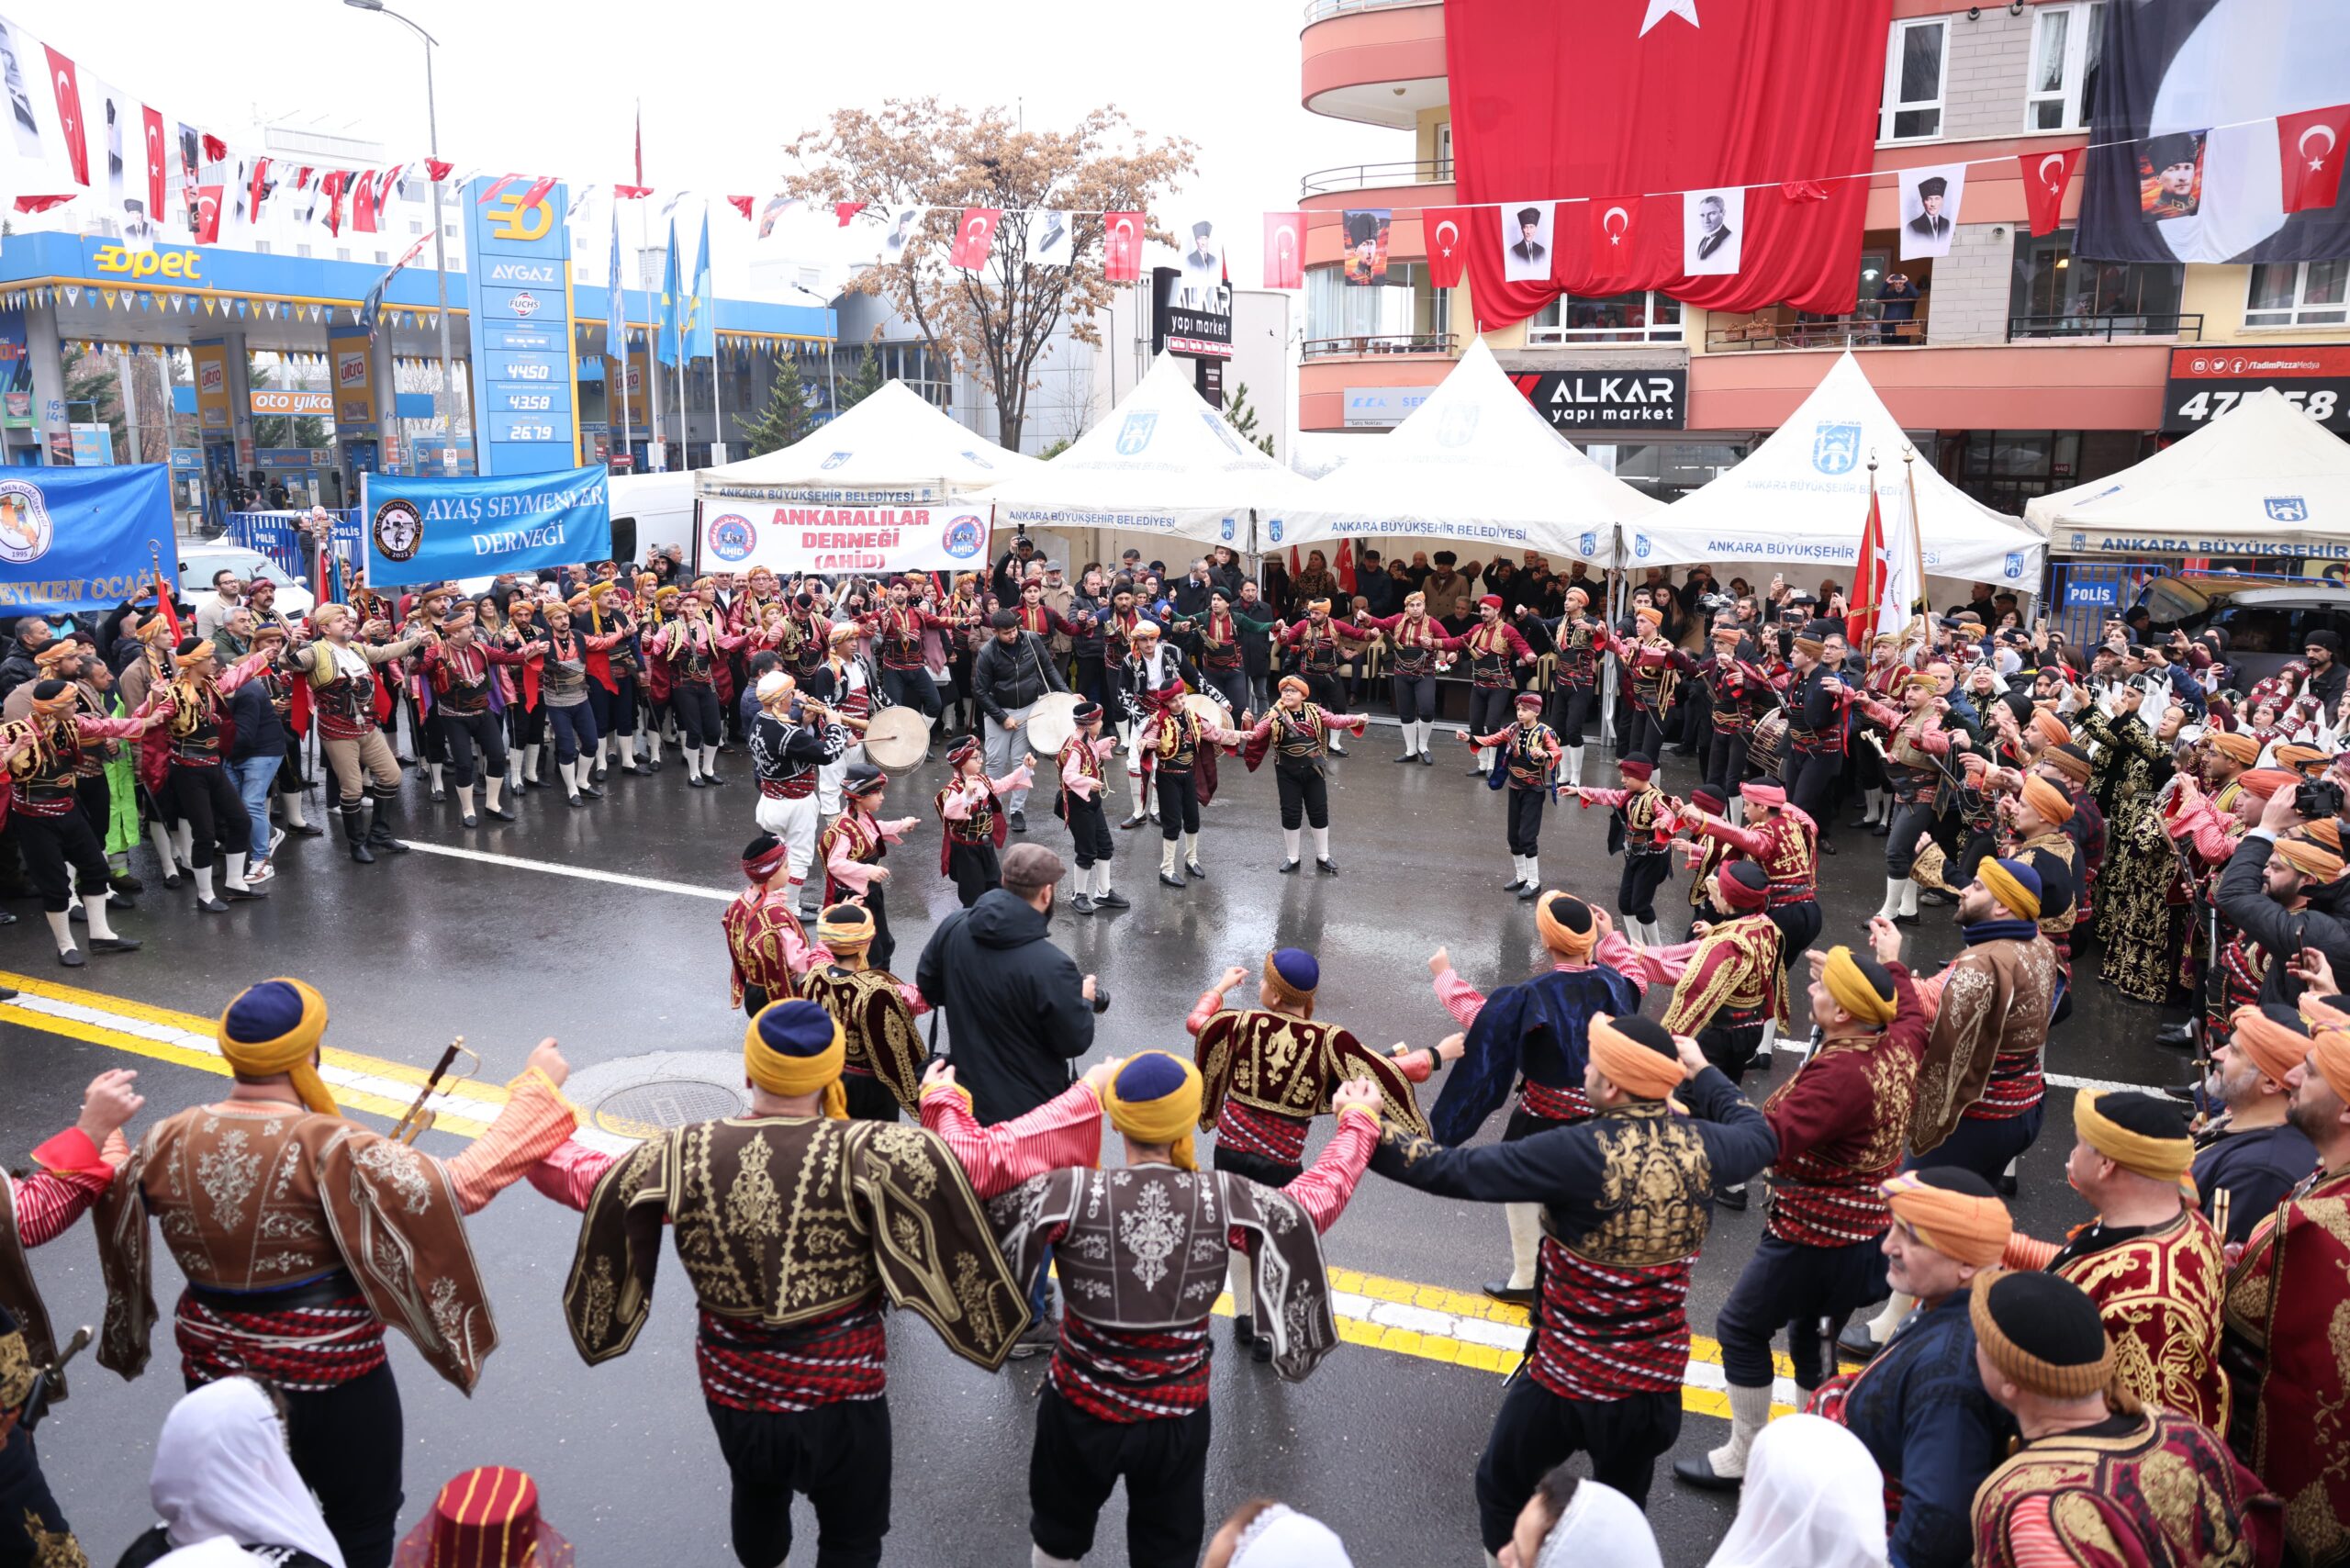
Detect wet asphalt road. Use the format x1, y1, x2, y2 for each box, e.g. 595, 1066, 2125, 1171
0, 724, 2188, 1566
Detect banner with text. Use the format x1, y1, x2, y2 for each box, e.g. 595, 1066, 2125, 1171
697, 487, 990, 577
363, 465, 610, 585
0, 465, 175, 614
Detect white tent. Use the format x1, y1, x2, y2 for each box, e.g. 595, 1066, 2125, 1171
1275, 340, 1656, 567
1631, 352, 2044, 594
988, 353, 1319, 551
2026, 387, 2350, 558
694, 379, 1043, 500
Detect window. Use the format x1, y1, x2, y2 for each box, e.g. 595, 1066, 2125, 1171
1525, 291, 1683, 344
409, 219, 423, 236
2245, 260, 2348, 328
335, 247, 352, 263
1879, 18, 1947, 142
2026, 3, 2105, 130
1434, 123, 1452, 181
296, 243, 311, 258
443, 224, 457, 239
2008, 230, 2183, 333
375, 251, 389, 264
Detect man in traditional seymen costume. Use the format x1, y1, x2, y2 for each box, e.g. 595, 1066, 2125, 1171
794, 902, 929, 1122
552, 998, 1030, 1568
94, 978, 581, 1568
1187, 946, 1435, 1358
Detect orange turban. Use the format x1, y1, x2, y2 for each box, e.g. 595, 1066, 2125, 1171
2277, 744, 2330, 775
2020, 774, 2075, 828
2228, 1006, 2309, 1085
2313, 1029, 2350, 1104
1537, 892, 1598, 959
2275, 834, 2344, 882
1881, 1170, 2011, 1267
2030, 710, 2072, 749
2207, 731, 2261, 767
1588, 1013, 1684, 1100
2238, 768, 2298, 801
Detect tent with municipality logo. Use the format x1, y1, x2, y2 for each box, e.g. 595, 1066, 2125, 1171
2025, 386, 2350, 560
692, 379, 1045, 577
1275, 338, 1655, 568
1628, 351, 2044, 597
985, 352, 1319, 551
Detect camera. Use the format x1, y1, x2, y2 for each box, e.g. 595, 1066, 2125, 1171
1697, 591, 1736, 616
2295, 778, 2344, 821
1089, 985, 1112, 1015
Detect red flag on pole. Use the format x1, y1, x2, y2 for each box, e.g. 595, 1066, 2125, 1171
1262, 211, 1305, 289
141, 106, 167, 217
1289, 544, 1302, 578
476, 174, 522, 207
247, 158, 272, 224
424, 158, 452, 184
515, 175, 558, 214
726, 195, 754, 220
151, 565, 182, 644
2278, 104, 2350, 214
1336, 540, 1357, 594
43, 47, 86, 186
191, 185, 223, 243
322, 172, 347, 236
1422, 206, 1472, 289
949, 207, 1002, 269
11, 195, 73, 214
1102, 210, 1146, 282
614, 185, 652, 199
1587, 196, 1643, 284
834, 201, 867, 227
2017, 147, 2082, 237
1847, 487, 1886, 646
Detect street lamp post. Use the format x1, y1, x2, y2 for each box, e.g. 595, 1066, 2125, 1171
343, 0, 456, 476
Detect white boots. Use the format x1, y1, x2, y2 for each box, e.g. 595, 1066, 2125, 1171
1875, 876, 1907, 924
1704, 1382, 1774, 1482
1562, 744, 1585, 788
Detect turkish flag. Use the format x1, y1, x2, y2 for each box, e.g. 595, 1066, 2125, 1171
1587, 196, 1644, 283
2017, 146, 2082, 236
477, 174, 522, 207
517, 175, 558, 213
12, 195, 73, 214
1262, 211, 1305, 288
1335, 540, 1357, 594
322, 172, 347, 236
351, 170, 381, 233
44, 48, 87, 186
192, 185, 223, 243
613, 184, 653, 199
949, 207, 1002, 269
1847, 487, 1886, 647
1423, 205, 1472, 288
247, 158, 273, 224
141, 106, 167, 217
1445, 0, 1891, 324
1102, 210, 1146, 282
2279, 104, 2350, 215
425, 159, 453, 184
727, 195, 754, 220
834, 200, 866, 226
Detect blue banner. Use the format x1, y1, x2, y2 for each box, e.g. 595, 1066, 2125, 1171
0, 465, 175, 615
362, 465, 610, 586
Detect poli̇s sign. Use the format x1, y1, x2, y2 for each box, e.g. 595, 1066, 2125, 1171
362, 465, 610, 585
0, 465, 175, 615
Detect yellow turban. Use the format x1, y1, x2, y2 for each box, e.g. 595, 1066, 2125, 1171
2075, 1090, 2194, 1196
1822, 946, 1897, 1027
2277, 744, 2330, 775
743, 1000, 848, 1119
1978, 857, 2042, 923
217, 978, 338, 1116
816, 903, 876, 951
1101, 1052, 1203, 1170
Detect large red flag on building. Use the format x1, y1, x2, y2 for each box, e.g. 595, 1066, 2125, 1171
141, 106, 167, 218
2278, 104, 2350, 215
1262, 211, 1305, 289
2017, 146, 2082, 236
43, 47, 86, 186
1423, 206, 1472, 288
1102, 210, 1146, 282
1443, 0, 1892, 325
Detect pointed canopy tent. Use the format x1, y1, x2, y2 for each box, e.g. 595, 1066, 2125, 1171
1630, 352, 2045, 595
693, 378, 1045, 498
987, 353, 1320, 551
2026, 388, 2350, 557
1276, 339, 1657, 567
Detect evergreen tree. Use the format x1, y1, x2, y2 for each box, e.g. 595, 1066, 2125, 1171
1224, 381, 1277, 457
834, 344, 885, 417
741, 355, 816, 457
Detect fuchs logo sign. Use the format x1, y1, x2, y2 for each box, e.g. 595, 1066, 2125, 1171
509, 291, 542, 319
0, 480, 54, 564
1510, 369, 1686, 431
1811, 420, 1863, 476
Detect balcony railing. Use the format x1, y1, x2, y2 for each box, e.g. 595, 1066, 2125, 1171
2007, 312, 2204, 342
1299, 159, 1453, 197
1303, 0, 1438, 20
1706, 311, 1929, 353
1303, 331, 1459, 360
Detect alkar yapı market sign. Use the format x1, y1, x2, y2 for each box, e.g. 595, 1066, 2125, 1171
699, 499, 989, 577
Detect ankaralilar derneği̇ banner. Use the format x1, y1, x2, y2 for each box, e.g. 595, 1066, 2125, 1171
696, 482, 992, 579
0, 465, 175, 616
363, 465, 611, 586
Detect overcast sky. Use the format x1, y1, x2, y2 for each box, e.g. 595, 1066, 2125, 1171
33, 0, 1412, 296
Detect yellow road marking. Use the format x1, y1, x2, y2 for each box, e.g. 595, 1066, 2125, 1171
1, 970, 1847, 1416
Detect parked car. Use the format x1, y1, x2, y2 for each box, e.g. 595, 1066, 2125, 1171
2136, 575, 2350, 689
177, 543, 315, 618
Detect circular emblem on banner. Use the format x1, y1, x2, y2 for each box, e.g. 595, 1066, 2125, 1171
941, 513, 986, 561
707, 512, 756, 563
511, 291, 542, 319
372, 498, 425, 564
0, 479, 55, 565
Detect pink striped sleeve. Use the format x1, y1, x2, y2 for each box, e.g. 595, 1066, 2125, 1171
9, 1170, 105, 1248
1998, 1496, 2081, 1568
1434, 969, 1487, 1028
1601, 933, 1684, 988
528, 1139, 619, 1212
920, 1081, 1102, 1199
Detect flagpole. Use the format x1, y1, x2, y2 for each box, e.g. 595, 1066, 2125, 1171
711, 341, 724, 465
1901, 446, 1928, 624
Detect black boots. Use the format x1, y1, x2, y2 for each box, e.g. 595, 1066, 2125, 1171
342, 804, 375, 864
365, 797, 409, 855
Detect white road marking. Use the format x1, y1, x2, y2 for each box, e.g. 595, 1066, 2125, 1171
399, 839, 735, 902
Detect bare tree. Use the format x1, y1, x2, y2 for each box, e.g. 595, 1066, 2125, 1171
785, 100, 1193, 454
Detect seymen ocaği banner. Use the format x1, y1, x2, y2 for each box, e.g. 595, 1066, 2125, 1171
0, 465, 175, 616
363, 465, 611, 586
698, 493, 995, 578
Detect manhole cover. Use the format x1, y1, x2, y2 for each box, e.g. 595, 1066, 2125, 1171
565, 1050, 749, 1138
594, 1079, 745, 1136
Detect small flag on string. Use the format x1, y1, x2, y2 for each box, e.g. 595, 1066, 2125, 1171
2017, 146, 2082, 236
726, 195, 754, 219
2278, 104, 2350, 214
425, 158, 453, 183
835, 201, 867, 227
1261, 212, 1304, 289
615, 184, 652, 199
1422, 206, 1472, 289
12, 195, 73, 213
949, 207, 1002, 269
1102, 210, 1145, 282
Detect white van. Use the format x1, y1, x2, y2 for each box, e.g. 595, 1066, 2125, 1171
607, 471, 696, 567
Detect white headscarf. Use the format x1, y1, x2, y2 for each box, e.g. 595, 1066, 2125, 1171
1704, 1413, 1890, 1568
149, 1378, 346, 1568
1535, 1481, 1662, 1568
151, 1541, 270, 1568
1226, 1503, 1355, 1568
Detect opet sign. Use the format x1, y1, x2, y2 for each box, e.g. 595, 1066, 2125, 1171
93, 245, 203, 281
